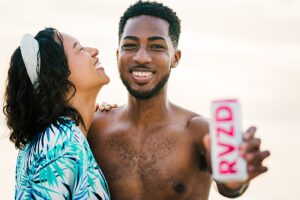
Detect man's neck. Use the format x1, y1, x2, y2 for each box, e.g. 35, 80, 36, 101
126, 90, 171, 127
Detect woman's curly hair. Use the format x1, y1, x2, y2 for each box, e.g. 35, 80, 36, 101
3, 27, 84, 149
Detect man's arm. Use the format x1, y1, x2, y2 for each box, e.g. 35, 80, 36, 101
189, 116, 270, 198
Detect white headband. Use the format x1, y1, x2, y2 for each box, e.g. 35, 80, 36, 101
20, 34, 40, 88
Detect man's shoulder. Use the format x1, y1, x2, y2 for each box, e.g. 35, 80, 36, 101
171, 103, 209, 136
89, 105, 124, 139
171, 103, 209, 125
93, 105, 124, 124
187, 115, 209, 134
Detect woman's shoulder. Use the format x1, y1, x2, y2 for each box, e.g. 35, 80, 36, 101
38, 117, 78, 145
27, 117, 85, 163
16, 117, 84, 178
15, 117, 110, 199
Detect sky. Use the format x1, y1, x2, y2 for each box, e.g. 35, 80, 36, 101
0, 0, 300, 199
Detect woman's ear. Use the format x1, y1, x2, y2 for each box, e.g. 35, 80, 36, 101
171, 49, 181, 68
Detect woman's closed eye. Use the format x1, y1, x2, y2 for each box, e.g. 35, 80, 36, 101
79, 45, 85, 51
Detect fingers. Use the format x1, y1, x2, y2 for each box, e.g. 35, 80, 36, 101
244, 126, 256, 140
240, 126, 259, 154
99, 104, 110, 112
248, 165, 268, 175
239, 126, 271, 180
111, 103, 118, 108
240, 138, 261, 153
247, 161, 269, 180
97, 102, 118, 112
245, 150, 271, 180
244, 150, 270, 164
99, 105, 107, 112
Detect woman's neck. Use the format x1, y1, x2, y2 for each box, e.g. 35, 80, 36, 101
68, 92, 98, 137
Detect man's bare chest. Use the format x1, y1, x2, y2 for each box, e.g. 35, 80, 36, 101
98, 122, 211, 199
103, 127, 202, 186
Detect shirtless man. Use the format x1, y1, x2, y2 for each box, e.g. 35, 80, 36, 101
88, 1, 270, 199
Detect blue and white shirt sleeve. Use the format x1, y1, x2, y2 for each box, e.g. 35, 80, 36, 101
15, 121, 110, 200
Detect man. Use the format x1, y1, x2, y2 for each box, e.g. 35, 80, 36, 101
88, 1, 270, 199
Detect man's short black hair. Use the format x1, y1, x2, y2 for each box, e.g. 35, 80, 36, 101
119, 0, 181, 48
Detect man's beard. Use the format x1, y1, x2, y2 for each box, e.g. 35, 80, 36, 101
120, 71, 170, 100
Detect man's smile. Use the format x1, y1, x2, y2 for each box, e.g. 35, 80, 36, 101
131, 70, 154, 83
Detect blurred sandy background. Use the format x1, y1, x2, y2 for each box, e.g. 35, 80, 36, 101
1, 0, 300, 199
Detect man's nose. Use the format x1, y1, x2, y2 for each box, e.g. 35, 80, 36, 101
133, 48, 151, 64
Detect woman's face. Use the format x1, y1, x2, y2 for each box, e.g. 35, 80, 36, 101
60, 32, 110, 93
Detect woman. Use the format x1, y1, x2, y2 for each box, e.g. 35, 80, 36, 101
3, 27, 110, 199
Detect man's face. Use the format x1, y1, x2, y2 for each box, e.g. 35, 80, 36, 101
117, 15, 180, 99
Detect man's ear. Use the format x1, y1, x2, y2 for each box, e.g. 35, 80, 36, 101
171, 49, 181, 68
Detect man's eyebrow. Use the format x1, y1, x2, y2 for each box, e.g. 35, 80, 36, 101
73, 42, 78, 49
122, 36, 166, 42
148, 36, 166, 42
123, 36, 139, 41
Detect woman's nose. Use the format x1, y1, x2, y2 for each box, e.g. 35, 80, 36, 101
85, 47, 99, 57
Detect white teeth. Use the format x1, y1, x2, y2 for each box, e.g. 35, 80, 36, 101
132, 71, 152, 77
95, 62, 102, 69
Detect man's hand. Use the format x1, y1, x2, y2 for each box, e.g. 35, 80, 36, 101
95, 102, 118, 112
203, 126, 270, 195
240, 127, 270, 181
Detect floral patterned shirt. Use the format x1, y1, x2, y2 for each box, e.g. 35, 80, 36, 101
15, 118, 110, 200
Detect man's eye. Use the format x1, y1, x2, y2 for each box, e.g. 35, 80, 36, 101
122, 44, 137, 50
151, 44, 165, 50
